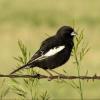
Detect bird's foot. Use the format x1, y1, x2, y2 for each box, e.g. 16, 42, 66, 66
47, 75, 53, 81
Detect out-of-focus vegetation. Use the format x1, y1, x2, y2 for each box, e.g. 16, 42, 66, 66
0, 0, 100, 99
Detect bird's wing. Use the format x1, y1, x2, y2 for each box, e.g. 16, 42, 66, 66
28, 46, 65, 64
10, 36, 65, 74
28, 36, 65, 64
10, 44, 65, 74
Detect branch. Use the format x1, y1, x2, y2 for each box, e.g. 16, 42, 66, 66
0, 74, 100, 81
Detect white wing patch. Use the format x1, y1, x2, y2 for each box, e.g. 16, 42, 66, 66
32, 45, 65, 61
44, 45, 65, 57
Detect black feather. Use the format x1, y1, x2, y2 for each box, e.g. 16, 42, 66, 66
10, 26, 76, 74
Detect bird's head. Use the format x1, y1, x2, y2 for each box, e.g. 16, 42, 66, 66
56, 26, 76, 40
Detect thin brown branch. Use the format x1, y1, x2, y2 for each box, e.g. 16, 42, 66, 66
0, 74, 100, 80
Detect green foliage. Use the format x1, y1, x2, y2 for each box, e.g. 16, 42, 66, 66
72, 29, 89, 100
13, 40, 30, 65
73, 29, 90, 63
9, 40, 50, 100
0, 79, 10, 100
40, 91, 50, 100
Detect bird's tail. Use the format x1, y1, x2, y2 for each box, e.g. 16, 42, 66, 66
10, 63, 29, 75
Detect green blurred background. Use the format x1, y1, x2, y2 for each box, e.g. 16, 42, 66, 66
0, 0, 100, 99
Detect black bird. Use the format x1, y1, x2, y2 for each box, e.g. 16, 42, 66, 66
10, 26, 76, 76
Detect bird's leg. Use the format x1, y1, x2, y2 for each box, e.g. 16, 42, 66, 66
45, 70, 53, 81
45, 70, 53, 76
49, 69, 65, 77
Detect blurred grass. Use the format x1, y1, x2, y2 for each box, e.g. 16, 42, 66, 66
0, 0, 100, 99
0, 0, 100, 27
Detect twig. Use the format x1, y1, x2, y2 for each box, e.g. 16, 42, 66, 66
0, 74, 100, 80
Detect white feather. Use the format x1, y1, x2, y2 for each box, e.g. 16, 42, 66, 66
33, 45, 65, 61
44, 45, 65, 57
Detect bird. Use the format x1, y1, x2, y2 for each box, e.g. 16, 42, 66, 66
10, 26, 76, 76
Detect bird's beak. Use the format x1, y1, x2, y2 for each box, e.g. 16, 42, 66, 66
71, 31, 77, 36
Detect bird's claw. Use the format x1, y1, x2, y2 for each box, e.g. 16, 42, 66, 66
47, 75, 53, 81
